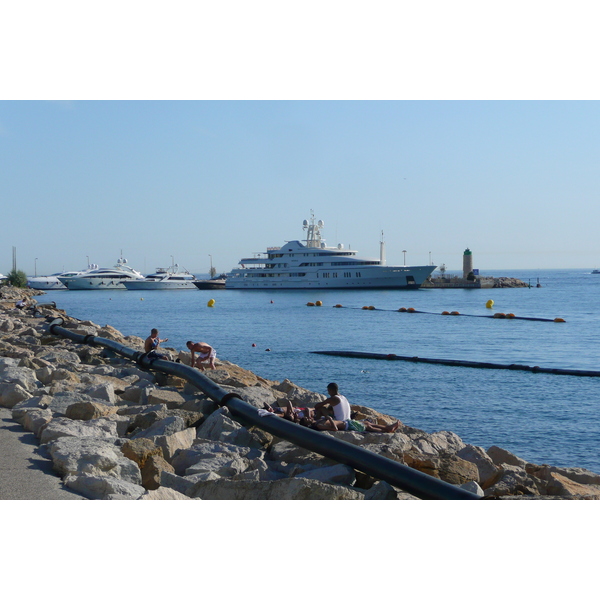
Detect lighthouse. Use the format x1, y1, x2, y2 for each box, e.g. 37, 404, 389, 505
463, 248, 473, 278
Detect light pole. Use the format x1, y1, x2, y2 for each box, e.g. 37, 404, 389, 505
86, 256, 90, 268
209, 254, 214, 277
34, 258, 38, 277
403, 250, 407, 266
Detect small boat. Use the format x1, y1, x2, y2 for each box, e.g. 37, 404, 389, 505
123, 264, 197, 290
193, 275, 227, 290
226, 214, 436, 289
592, 269, 600, 274
59, 258, 144, 290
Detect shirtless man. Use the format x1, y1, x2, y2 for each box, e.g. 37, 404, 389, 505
315, 415, 400, 433
144, 328, 170, 360
314, 382, 352, 420
186, 340, 216, 370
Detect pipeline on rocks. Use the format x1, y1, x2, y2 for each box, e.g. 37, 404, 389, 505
46, 317, 481, 500
312, 350, 600, 377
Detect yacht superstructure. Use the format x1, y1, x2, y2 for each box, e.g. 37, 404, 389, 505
123, 264, 197, 290
59, 258, 144, 290
226, 215, 435, 289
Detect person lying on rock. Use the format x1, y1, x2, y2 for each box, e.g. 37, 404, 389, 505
313, 415, 400, 433
144, 328, 171, 360
262, 401, 315, 422
186, 340, 216, 370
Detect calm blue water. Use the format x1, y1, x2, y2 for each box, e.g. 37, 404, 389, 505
40, 269, 600, 473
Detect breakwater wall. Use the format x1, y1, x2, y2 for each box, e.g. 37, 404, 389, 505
1, 287, 600, 500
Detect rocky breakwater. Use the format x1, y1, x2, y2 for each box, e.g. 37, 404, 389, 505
1, 293, 600, 500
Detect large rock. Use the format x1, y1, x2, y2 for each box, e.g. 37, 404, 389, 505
0, 366, 40, 392
154, 427, 197, 462
483, 465, 543, 498
63, 474, 145, 500
487, 446, 528, 469
0, 382, 34, 408
147, 388, 187, 409
46, 437, 142, 485
65, 401, 119, 421
131, 415, 187, 440
141, 454, 175, 490
403, 451, 479, 485
189, 477, 365, 500
139, 487, 193, 500
456, 444, 502, 488
39, 416, 120, 444
121, 438, 164, 468
297, 463, 357, 486
22, 408, 54, 437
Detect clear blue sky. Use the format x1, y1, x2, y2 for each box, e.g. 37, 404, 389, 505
2, 3, 599, 276
2, 100, 599, 275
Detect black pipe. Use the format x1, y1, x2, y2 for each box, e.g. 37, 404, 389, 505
46, 318, 480, 500
313, 350, 600, 378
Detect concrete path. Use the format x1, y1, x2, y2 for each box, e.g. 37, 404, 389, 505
0, 408, 84, 500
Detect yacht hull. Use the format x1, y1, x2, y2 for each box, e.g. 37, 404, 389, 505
227, 265, 435, 289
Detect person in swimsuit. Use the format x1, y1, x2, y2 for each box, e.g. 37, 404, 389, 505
144, 328, 170, 360
262, 401, 315, 422
186, 340, 216, 370
314, 415, 400, 433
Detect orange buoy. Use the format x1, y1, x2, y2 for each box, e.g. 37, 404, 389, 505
442, 311, 450, 315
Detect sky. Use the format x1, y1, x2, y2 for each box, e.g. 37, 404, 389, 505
2, 100, 599, 276
1, 3, 599, 277
0, 2, 600, 275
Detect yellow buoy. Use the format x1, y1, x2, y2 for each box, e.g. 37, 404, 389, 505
554, 317, 566, 323
362, 306, 369, 310
486, 299, 494, 309
315, 300, 322, 306
207, 299, 215, 307
368, 306, 375, 310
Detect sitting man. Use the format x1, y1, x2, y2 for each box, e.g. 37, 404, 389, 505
144, 328, 171, 360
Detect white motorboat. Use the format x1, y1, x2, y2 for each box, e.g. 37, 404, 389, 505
123, 264, 197, 290
227, 214, 436, 289
59, 258, 144, 290
27, 269, 90, 290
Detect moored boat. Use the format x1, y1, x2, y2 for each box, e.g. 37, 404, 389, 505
59, 258, 144, 290
226, 215, 435, 289
193, 275, 227, 290
123, 264, 197, 290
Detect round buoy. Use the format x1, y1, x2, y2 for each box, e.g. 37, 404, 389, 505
252, 343, 256, 347
270, 300, 274, 303
442, 311, 450, 315
398, 307, 407, 312
486, 299, 494, 309
451, 311, 460, 315
506, 313, 515, 319
140, 298, 144, 301
265, 348, 271, 352
362, 306, 369, 310
554, 318, 566, 323
207, 299, 215, 307
368, 306, 375, 310
334, 304, 343, 308
493, 312, 505, 318
307, 302, 315, 307
407, 308, 415, 313
315, 300, 323, 306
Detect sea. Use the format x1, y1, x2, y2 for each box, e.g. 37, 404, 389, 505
38, 268, 600, 475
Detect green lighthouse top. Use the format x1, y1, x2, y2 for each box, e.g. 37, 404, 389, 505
464, 248, 472, 255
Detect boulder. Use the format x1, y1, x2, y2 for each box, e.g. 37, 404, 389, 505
22, 408, 54, 437
139, 487, 193, 500
63, 474, 145, 500
296, 463, 357, 486
46, 437, 142, 485
484, 465, 543, 498
403, 451, 479, 485
120, 438, 164, 468
0, 382, 34, 408
131, 415, 187, 440
84, 383, 116, 405
65, 401, 119, 421
39, 416, 119, 444
487, 445, 528, 469
0, 366, 40, 392
456, 444, 502, 488
154, 427, 197, 462
147, 388, 187, 409
141, 454, 175, 490
189, 477, 365, 500
363, 480, 400, 500
11, 395, 52, 423
46, 391, 95, 416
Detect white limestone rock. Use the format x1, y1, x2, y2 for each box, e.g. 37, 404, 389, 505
46, 437, 142, 485
64, 474, 145, 500
39, 416, 120, 444
0, 382, 34, 408
296, 463, 357, 486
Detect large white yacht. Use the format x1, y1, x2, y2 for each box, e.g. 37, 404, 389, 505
28, 269, 90, 290
59, 258, 144, 290
123, 264, 197, 290
226, 215, 436, 289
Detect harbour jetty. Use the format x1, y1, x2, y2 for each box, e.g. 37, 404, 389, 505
1, 286, 599, 500
422, 276, 528, 289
